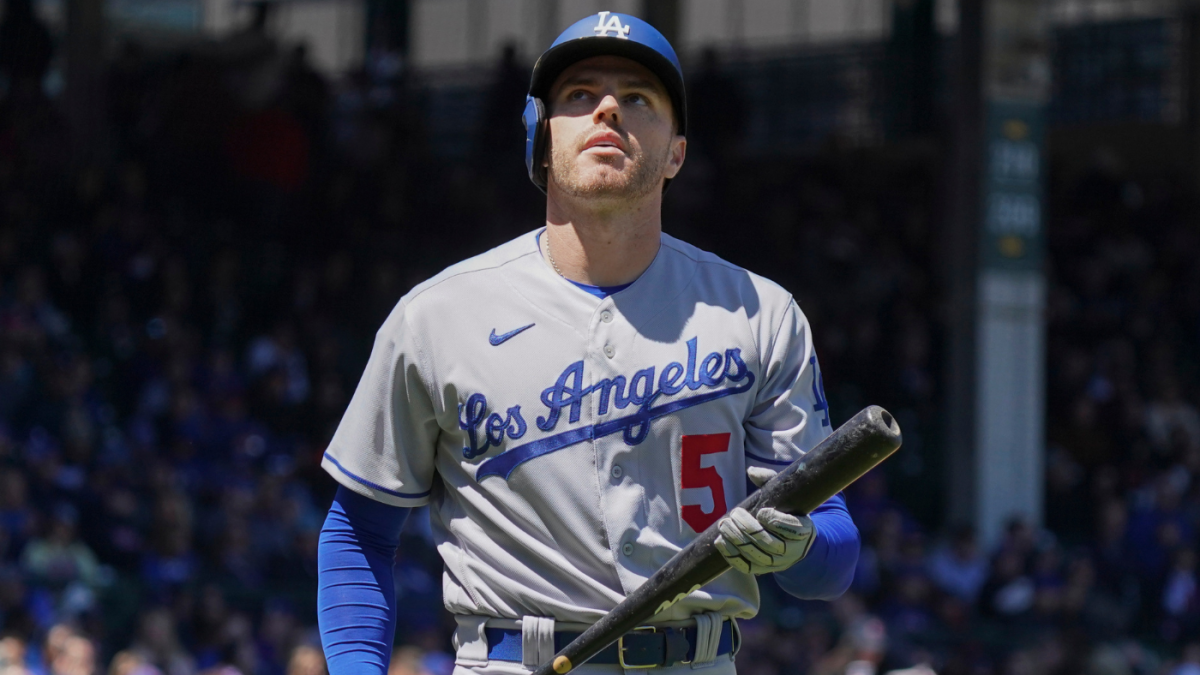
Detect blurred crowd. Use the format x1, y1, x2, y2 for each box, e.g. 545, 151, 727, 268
0, 2, 1198, 675
735, 140, 1200, 675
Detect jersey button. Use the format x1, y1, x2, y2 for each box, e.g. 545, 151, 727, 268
600, 310, 613, 323
622, 542, 634, 557
603, 344, 615, 358
611, 465, 623, 478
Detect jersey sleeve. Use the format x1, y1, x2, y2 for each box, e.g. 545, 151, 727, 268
743, 299, 832, 468
322, 306, 441, 508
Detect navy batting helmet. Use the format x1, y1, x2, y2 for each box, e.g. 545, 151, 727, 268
522, 11, 687, 193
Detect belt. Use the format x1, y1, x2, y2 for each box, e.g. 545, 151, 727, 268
484, 620, 736, 668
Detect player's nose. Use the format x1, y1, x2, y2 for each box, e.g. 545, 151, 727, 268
593, 94, 621, 126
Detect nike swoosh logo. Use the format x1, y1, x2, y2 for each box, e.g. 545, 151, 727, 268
489, 323, 535, 346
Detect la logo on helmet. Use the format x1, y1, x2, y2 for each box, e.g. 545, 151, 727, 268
593, 11, 631, 38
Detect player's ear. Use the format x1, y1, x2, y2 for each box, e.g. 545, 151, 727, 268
663, 136, 686, 180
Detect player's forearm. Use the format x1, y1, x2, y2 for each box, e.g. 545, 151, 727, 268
771, 493, 860, 600
318, 486, 411, 675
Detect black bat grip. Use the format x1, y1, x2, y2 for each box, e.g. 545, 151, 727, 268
532, 405, 902, 675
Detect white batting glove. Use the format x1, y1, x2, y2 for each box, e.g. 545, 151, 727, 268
713, 467, 816, 575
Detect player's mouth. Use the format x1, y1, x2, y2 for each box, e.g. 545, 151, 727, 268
581, 131, 626, 155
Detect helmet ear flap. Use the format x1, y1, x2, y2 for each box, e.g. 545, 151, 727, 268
522, 96, 548, 193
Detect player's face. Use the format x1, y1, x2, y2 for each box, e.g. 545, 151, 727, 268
545, 56, 686, 203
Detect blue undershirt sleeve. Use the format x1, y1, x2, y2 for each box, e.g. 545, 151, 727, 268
772, 492, 860, 600
318, 485, 412, 675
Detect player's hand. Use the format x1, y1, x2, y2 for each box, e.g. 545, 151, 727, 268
713, 467, 815, 575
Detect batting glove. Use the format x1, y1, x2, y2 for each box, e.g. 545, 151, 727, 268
713, 467, 816, 575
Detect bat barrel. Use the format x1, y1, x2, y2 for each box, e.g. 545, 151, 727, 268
531, 406, 902, 675
753, 405, 901, 516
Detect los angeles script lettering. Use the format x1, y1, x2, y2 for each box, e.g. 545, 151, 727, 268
457, 337, 751, 459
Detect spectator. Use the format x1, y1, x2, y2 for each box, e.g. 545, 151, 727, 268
927, 524, 988, 604
129, 609, 195, 675
19, 506, 101, 592
1145, 382, 1200, 454
107, 651, 162, 675
0, 634, 30, 675
810, 594, 887, 675
48, 634, 95, 675
385, 648, 423, 675
284, 646, 323, 675
1162, 548, 1199, 641
980, 548, 1036, 619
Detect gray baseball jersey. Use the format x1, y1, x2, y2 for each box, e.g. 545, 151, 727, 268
322, 230, 832, 624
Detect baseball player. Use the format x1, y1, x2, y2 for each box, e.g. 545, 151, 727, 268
316, 12, 860, 675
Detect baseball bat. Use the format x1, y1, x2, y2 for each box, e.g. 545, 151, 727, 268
532, 405, 902, 675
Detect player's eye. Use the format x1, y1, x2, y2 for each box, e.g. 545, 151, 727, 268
568, 89, 591, 101
626, 93, 649, 106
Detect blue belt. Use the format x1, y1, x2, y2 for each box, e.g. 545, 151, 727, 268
484, 620, 736, 668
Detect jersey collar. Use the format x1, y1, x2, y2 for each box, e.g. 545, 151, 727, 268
503, 229, 694, 340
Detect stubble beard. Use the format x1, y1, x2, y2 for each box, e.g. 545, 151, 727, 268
547, 131, 667, 204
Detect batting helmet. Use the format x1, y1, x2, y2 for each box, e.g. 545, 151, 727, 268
522, 11, 687, 193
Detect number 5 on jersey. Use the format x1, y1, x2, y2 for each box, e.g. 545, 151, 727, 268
680, 433, 731, 532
